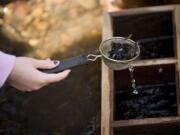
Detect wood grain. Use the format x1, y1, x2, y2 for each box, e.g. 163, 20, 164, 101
112, 117, 180, 127
174, 5, 180, 116
101, 13, 114, 135
132, 58, 177, 67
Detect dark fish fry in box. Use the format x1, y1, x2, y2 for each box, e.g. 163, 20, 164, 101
116, 84, 177, 120
108, 42, 136, 60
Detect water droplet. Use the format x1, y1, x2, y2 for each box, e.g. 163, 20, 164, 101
129, 66, 134, 72
132, 79, 136, 83
133, 89, 139, 95
132, 83, 136, 88
158, 68, 163, 73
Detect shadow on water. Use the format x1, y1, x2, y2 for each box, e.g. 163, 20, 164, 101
0, 33, 101, 135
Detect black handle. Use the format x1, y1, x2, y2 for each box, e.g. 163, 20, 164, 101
39, 54, 90, 74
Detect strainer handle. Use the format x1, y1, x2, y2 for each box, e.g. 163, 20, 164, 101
39, 54, 90, 74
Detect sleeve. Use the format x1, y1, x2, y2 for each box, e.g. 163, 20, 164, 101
0, 51, 16, 87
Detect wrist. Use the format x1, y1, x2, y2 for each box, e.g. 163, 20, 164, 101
0, 52, 16, 87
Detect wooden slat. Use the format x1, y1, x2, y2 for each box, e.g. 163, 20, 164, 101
100, 0, 177, 13
101, 13, 114, 135
111, 117, 180, 128
102, 12, 113, 40
103, 13, 114, 131
110, 4, 176, 17
101, 62, 114, 135
174, 5, 180, 116
132, 58, 177, 67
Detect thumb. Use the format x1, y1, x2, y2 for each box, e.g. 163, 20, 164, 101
43, 69, 71, 84
33, 58, 60, 69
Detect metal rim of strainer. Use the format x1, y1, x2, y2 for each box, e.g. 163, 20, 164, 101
99, 37, 140, 63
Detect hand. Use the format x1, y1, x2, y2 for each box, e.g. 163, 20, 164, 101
7, 57, 71, 92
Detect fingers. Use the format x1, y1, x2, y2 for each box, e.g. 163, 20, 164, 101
26, 70, 71, 91
33, 58, 60, 69
42, 69, 71, 84
31, 58, 71, 89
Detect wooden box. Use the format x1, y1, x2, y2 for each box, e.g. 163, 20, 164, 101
101, 5, 180, 135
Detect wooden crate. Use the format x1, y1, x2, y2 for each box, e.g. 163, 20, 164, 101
101, 5, 180, 135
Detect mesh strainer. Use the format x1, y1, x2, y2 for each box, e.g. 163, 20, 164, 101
41, 36, 140, 73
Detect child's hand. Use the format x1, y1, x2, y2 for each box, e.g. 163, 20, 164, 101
7, 57, 71, 92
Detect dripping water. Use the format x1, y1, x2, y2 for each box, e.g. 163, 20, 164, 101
129, 66, 138, 95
